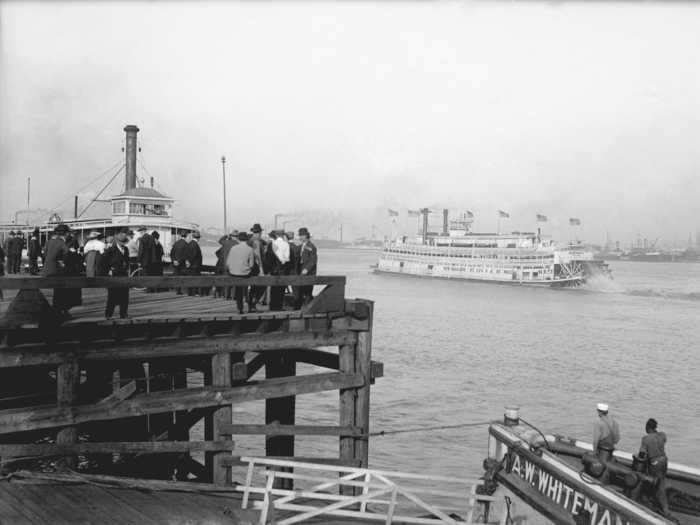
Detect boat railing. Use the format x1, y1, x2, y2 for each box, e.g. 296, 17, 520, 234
237, 456, 503, 525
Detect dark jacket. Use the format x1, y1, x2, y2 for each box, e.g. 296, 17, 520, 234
0, 245, 5, 276
184, 240, 202, 272
137, 233, 157, 267
103, 242, 130, 277
170, 238, 188, 265
42, 237, 69, 276
299, 241, 318, 275
215, 238, 237, 273
28, 236, 41, 259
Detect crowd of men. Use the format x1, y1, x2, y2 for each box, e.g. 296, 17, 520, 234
3, 222, 317, 320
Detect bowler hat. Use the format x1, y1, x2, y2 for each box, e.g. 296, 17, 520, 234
87, 230, 102, 239
8, 230, 15, 235
118, 227, 130, 235
137, 226, 147, 232
298, 227, 310, 237
54, 224, 70, 234
192, 231, 201, 239
152, 231, 160, 239
238, 231, 249, 242
251, 223, 263, 233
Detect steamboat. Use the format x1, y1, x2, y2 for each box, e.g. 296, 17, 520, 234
1, 125, 198, 258
484, 408, 700, 524
376, 210, 610, 287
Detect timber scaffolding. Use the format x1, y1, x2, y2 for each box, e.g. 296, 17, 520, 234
0, 275, 381, 507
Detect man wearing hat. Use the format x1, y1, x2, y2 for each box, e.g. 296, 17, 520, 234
184, 231, 205, 296
5, 231, 21, 274
593, 403, 620, 462
247, 223, 267, 310
103, 227, 131, 319
43, 224, 73, 319
28, 228, 42, 275
295, 227, 317, 307
170, 231, 189, 294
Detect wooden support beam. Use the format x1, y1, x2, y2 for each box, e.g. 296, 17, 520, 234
338, 343, 356, 496
0, 441, 236, 460
354, 301, 374, 469
244, 353, 266, 380
218, 423, 364, 437
265, 351, 296, 490
96, 380, 136, 405
0, 330, 358, 368
56, 360, 79, 468
210, 352, 233, 486
0, 275, 346, 290
292, 348, 339, 370
0, 372, 364, 434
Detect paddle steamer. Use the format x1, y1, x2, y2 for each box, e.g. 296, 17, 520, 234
376, 210, 609, 287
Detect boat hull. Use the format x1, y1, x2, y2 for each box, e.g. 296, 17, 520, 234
486, 422, 700, 525
373, 267, 583, 288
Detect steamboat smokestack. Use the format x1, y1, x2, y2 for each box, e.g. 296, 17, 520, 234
124, 125, 140, 190
442, 209, 449, 236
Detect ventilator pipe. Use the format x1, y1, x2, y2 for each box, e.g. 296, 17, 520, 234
504, 406, 520, 426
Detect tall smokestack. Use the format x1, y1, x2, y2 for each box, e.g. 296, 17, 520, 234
74, 195, 78, 218
442, 209, 449, 236
421, 208, 429, 245
124, 125, 140, 190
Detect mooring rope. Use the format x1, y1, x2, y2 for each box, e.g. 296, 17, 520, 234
367, 420, 492, 437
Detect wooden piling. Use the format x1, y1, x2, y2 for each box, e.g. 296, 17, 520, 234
265, 350, 297, 489
209, 352, 232, 485
355, 301, 374, 469
56, 360, 80, 468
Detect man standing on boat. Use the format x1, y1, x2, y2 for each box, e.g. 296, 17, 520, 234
593, 403, 620, 462
639, 418, 670, 516
28, 228, 41, 275
103, 228, 131, 319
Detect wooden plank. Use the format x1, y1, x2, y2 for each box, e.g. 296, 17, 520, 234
338, 343, 356, 496
96, 380, 136, 405
0, 372, 364, 434
0, 440, 236, 459
218, 423, 364, 437
0, 275, 346, 289
0, 330, 358, 368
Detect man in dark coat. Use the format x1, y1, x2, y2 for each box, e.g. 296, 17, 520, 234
43, 224, 72, 318
170, 231, 189, 294
0, 242, 4, 300
137, 227, 156, 271
28, 228, 41, 275
247, 223, 267, 311
184, 231, 204, 296
295, 227, 317, 307
215, 233, 237, 299
150, 231, 164, 275
103, 228, 131, 319
5, 231, 20, 274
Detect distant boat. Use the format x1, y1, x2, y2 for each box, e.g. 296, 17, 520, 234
376, 211, 610, 287
1, 125, 198, 260
485, 408, 700, 524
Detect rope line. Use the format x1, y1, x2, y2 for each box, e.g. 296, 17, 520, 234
367, 420, 491, 437
51, 158, 124, 212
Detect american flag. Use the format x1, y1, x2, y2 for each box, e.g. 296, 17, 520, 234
536, 214, 547, 222
569, 218, 581, 226
387, 209, 399, 217
498, 210, 509, 218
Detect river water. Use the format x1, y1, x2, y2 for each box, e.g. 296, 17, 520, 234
202, 247, 700, 481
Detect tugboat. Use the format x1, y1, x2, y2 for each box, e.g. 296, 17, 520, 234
483, 407, 700, 524
376, 209, 610, 287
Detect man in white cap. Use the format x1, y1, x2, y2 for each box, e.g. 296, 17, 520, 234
593, 403, 620, 461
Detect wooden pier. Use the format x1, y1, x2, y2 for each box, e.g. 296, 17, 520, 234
0, 274, 382, 522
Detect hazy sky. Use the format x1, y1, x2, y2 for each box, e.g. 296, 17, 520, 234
1, 1, 699, 243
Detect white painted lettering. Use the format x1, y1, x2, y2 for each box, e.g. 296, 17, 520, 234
584, 498, 599, 524
538, 470, 550, 492
547, 476, 559, 500
562, 485, 574, 509
597, 509, 612, 525
512, 455, 521, 476
524, 461, 536, 484
572, 491, 584, 514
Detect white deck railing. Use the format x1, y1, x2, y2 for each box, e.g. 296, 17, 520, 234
236, 456, 505, 525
